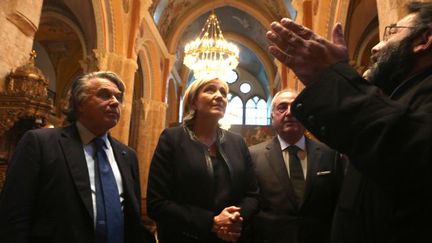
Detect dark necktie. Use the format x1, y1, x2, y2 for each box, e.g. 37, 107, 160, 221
287, 145, 305, 205
94, 137, 124, 243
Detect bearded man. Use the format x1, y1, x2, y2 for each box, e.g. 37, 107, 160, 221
266, 1, 432, 243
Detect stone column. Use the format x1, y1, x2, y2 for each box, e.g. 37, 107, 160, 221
0, 0, 43, 91
80, 49, 138, 144
133, 98, 167, 212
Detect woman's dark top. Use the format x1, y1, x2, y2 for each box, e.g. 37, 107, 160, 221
147, 125, 259, 243
211, 152, 231, 213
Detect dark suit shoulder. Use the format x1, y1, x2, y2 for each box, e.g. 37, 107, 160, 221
249, 138, 274, 154
307, 138, 338, 154
27, 126, 66, 136
157, 126, 187, 145
160, 126, 186, 138
20, 126, 77, 144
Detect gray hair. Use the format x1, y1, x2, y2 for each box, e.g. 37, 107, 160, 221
182, 77, 229, 126
271, 88, 299, 110
63, 71, 125, 123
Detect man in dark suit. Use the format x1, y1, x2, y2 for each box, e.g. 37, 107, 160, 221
0, 71, 154, 243
249, 89, 344, 243
266, 2, 432, 242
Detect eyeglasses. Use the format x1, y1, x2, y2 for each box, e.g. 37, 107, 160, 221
383, 23, 415, 41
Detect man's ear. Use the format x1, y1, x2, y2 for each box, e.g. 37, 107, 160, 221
413, 29, 432, 53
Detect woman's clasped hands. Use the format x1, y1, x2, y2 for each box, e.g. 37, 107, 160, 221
212, 206, 243, 242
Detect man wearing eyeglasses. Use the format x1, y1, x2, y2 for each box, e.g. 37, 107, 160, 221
266, 1, 432, 243
249, 89, 345, 243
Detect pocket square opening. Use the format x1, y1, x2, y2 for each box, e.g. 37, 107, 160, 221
316, 171, 331, 175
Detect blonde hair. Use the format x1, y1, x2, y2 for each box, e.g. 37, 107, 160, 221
182, 77, 229, 125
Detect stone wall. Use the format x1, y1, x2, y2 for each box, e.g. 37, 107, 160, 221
0, 0, 43, 91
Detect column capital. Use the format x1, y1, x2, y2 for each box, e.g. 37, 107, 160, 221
80, 49, 138, 74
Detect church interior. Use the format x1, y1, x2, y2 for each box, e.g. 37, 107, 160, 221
0, 0, 423, 232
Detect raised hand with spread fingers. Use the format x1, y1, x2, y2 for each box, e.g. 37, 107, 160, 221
266, 18, 349, 86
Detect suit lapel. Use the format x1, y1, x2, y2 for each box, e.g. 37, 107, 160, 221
301, 138, 322, 207
266, 137, 298, 206
59, 125, 94, 219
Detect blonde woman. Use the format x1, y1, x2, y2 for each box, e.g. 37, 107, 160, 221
147, 77, 259, 243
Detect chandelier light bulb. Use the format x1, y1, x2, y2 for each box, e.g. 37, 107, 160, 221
184, 12, 240, 80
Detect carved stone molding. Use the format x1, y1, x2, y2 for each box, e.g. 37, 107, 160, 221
6, 11, 38, 37
5, 0, 43, 37
80, 49, 138, 74
79, 51, 99, 73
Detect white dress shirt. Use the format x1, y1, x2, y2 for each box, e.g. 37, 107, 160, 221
277, 135, 308, 178
76, 122, 124, 225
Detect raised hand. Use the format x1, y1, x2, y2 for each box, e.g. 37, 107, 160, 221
266, 18, 349, 86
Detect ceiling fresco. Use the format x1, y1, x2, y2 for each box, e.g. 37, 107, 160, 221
152, 0, 293, 39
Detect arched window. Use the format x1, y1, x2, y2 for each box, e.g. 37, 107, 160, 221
245, 96, 267, 125
223, 69, 238, 84
224, 94, 243, 125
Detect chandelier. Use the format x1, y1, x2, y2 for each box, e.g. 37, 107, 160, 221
184, 12, 239, 80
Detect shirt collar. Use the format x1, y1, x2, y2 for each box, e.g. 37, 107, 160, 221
76, 122, 108, 145
277, 134, 306, 151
